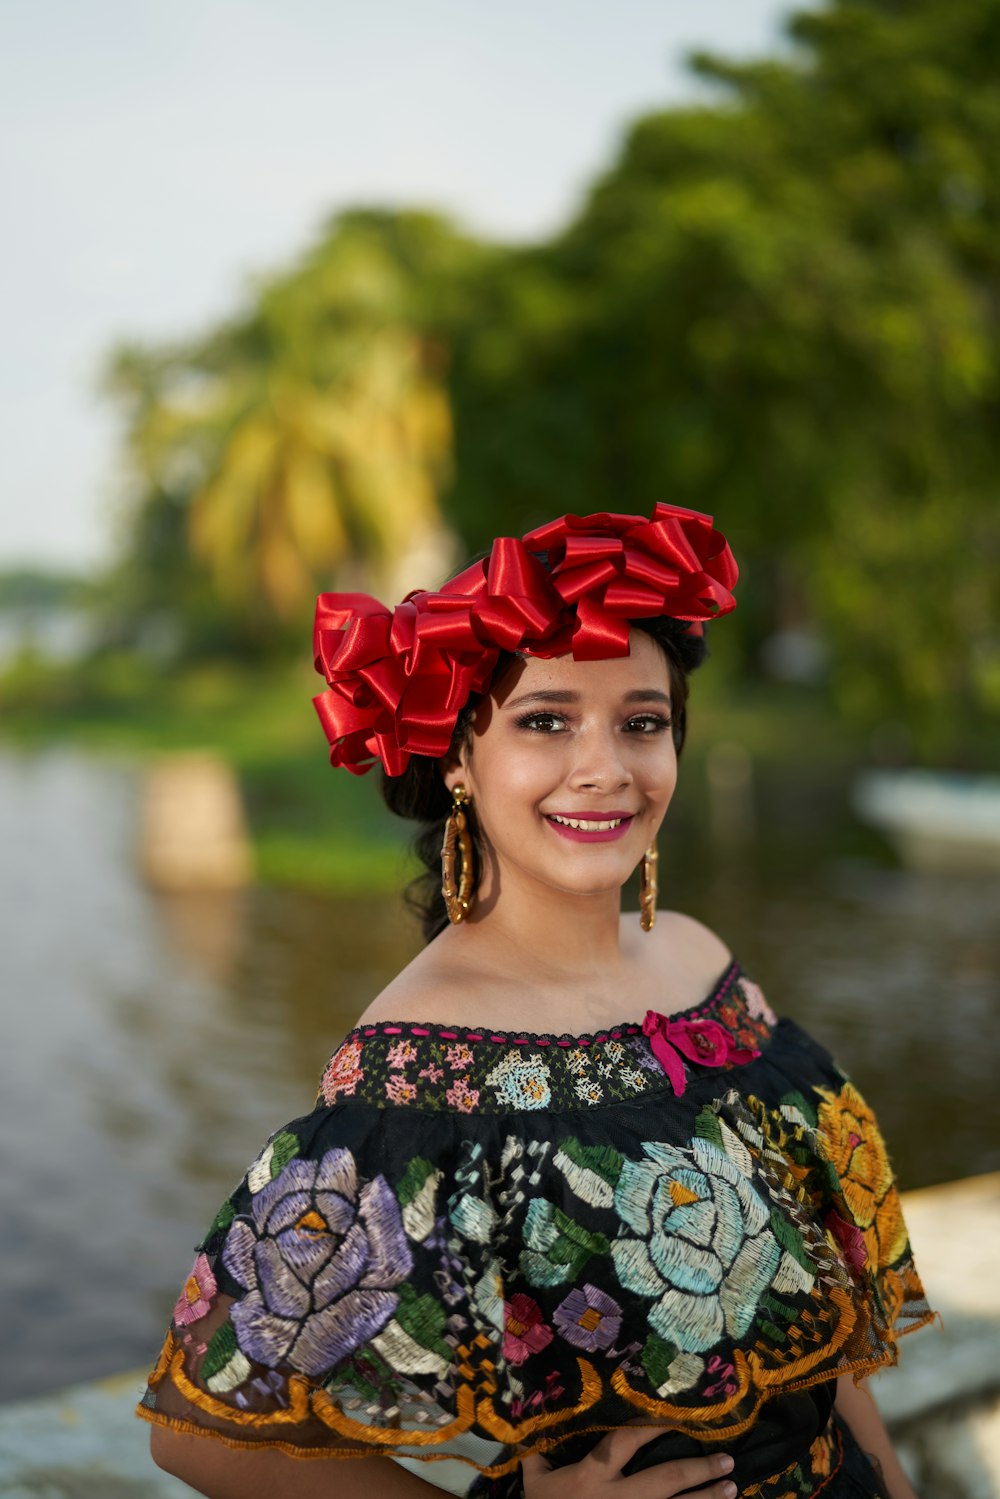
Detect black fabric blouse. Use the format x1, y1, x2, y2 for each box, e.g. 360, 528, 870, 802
136, 961, 933, 1497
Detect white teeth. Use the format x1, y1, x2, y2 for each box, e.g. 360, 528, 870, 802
548, 815, 625, 830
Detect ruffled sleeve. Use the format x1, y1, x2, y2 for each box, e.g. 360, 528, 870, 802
136, 1098, 511, 1476
136, 989, 936, 1482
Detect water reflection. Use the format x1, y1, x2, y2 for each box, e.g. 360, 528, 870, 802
1, 746, 997, 1402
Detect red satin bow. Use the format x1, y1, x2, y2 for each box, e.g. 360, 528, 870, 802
641, 1010, 760, 1097
313, 502, 738, 775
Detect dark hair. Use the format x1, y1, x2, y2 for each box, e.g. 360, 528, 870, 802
379, 610, 709, 945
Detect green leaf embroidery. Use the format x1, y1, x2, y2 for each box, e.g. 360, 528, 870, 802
641, 1331, 677, 1388
758, 1318, 787, 1343
760, 1291, 798, 1324
547, 1207, 609, 1276
559, 1136, 623, 1187
769, 1209, 813, 1274
781, 1090, 818, 1128
203, 1197, 236, 1242
522, 1201, 610, 1284
396, 1156, 437, 1208
201, 1322, 238, 1381
394, 1282, 453, 1359
269, 1130, 299, 1178
694, 1106, 724, 1149
330, 1345, 399, 1403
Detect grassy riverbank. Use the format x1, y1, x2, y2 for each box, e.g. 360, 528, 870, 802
0, 649, 915, 894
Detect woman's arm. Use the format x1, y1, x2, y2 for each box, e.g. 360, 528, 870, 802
834, 1375, 918, 1499
151, 1425, 455, 1499
152, 1421, 739, 1499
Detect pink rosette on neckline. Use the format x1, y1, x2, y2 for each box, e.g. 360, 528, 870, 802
642, 1010, 761, 1097
313, 502, 738, 776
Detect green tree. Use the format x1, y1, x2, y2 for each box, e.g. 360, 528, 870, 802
104, 210, 482, 653
446, 0, 1000, 757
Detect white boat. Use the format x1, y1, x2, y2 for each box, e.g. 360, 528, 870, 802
851, 769, 1000, 873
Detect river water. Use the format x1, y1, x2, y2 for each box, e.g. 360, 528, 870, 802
2, 745, 998, 1403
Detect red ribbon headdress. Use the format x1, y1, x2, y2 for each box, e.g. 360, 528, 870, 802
313, 503, 738, 776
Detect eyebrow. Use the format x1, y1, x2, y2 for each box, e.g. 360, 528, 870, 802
505, 688, 672, 710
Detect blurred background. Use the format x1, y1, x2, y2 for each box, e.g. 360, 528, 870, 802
1, 0, 998, 1438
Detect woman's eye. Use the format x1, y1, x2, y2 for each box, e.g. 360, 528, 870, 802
515, 713, 565, 733
625, 714, 673, 733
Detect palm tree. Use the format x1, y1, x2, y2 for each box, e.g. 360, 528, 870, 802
107, 211, 473, 637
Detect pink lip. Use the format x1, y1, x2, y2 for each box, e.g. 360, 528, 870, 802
544, 813, 636, 843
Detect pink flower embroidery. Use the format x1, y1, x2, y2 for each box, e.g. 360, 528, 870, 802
445, 1076, 480, 1113
386, 1075, 418, 1104
702, 1353, 738, 1399
419, 1063, 445, 1083
387, 1039, 417, 1069
825, 1209, 869, 1274
173, 1253, 217, 1326
503, 1293, 554, 1365
320, 1038, 364, 1102
445, 1043, 474, 1071
740, 979, 777, 1026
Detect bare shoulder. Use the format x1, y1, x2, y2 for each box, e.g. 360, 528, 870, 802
353, 946, 473, 1029
657, 910, 734, 971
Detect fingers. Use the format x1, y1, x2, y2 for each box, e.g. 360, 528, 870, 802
619, 1449, 735, 1499
520, 1450, 553, 1496
521, 1429, 737, 1499
587, 1424, 668, 1472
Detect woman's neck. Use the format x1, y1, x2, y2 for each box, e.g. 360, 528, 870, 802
437, 870, 633, 984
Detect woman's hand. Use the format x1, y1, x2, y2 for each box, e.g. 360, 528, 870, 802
521, 1427, 736, 1499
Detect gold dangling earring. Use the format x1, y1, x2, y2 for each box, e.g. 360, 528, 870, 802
639, 840, 658, 932
441, 784, 475, 924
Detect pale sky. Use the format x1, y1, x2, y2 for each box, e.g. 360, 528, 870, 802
1, 0, 796, 571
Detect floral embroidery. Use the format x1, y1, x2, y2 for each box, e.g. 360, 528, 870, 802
139, 964, 934, 1479
446, 1076, 480, 1113
503, 1293, 554, 1364
221, 1147, 412, 1377
521, 1199, 609, 1286
701, 1352, 738, 1399
611, 1136, 784, 1353
740, 977, 777, 1026
312, 961, 771, 1114
824, 1209, 868, 1274
386, 1075, 418, 1105
247, 1131, 299, 1194
320, 1038, 364, 1102
816, 1081, 908, 1270
173, 1253, 217, 1326
553, 1284, 622, 1352
486, 1052, 552, 1110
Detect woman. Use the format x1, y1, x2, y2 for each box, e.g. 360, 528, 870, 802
139, 504, 934, 1499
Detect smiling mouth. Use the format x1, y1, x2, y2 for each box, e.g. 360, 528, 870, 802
545, 814, 633, 831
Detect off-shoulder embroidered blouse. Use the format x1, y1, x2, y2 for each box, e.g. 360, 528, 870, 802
136, 960, 933, 1495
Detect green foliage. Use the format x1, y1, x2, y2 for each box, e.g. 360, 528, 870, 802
447, 1, 1000, 757
101, 211, 484, 650
0, 567, 89, 609
92, 0, 999, 764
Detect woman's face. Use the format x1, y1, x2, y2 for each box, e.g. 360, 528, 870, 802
441, 628, 678, 902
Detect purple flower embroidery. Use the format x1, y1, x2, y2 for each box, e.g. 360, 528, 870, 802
222, 1147, 412, 1378
553, 1284, 622, 1352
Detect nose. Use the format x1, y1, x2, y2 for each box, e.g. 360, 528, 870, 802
567, 727, 634, 792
